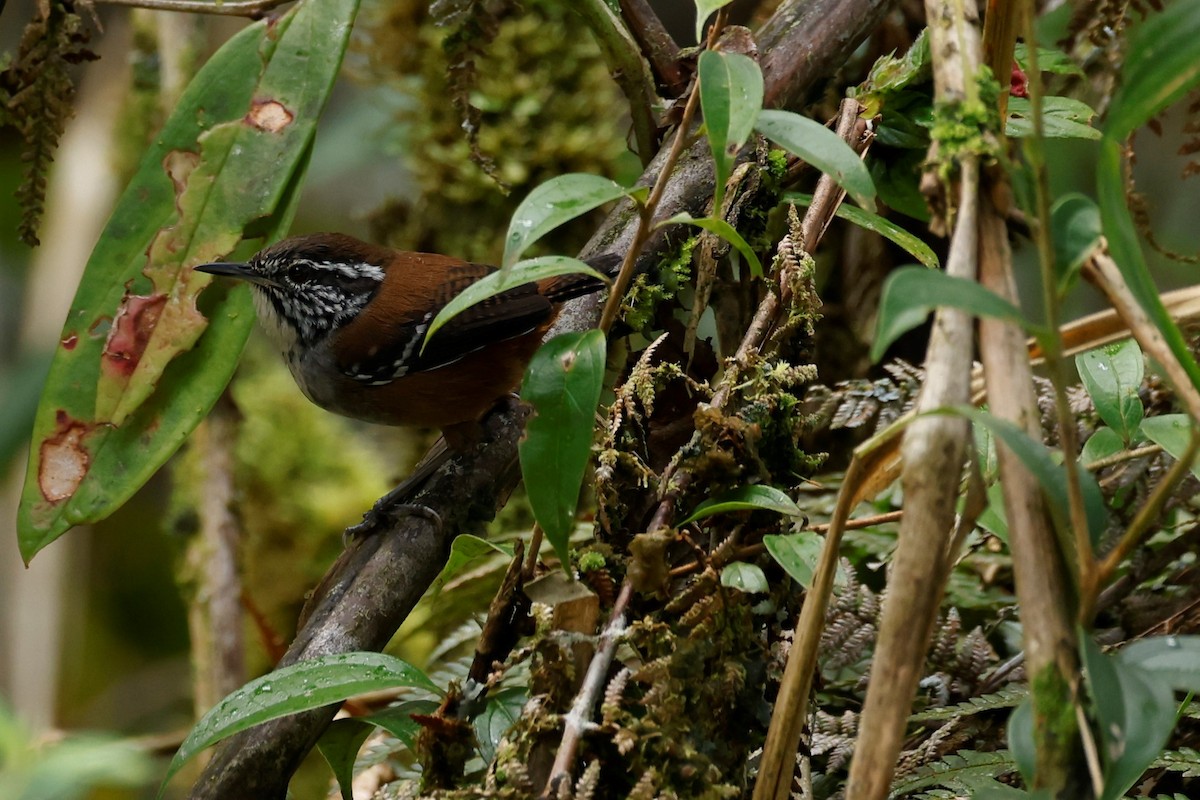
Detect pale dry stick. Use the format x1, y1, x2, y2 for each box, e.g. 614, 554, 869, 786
752, 429, 904, 800
978, 184, 1084, 790
844, 165, 979, 800
841, 0, 982, 793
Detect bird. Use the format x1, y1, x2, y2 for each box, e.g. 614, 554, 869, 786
196, 233, 620, 450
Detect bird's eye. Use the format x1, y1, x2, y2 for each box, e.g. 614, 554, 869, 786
288, 263, 319, 284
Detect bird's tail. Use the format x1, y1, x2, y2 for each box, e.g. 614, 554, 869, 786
539, 252, 629, 304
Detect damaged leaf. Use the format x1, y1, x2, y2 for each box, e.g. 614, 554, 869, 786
18, 0, 359, 562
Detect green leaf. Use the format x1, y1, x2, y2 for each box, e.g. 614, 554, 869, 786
1050, 193, 1102, 296
1121, 636, 1200, 694
659, 212, 764, 277
519, 330, 606, 569
946, 407, 1107, 546
1081, 633, 1177, 800
698, 50, 763, 210
694, 0, 734, 42
431, 535, 515, 598
1105, 2, 1200, 142
17, 0, 358, 562
1077, 339, 1144, 443
317, 719, 373, 800
363, 699, 440, 749
1007, 697, 1036, 785
720, 561, 769, 594
425, 256, 608, 346
474, 687, 526, 764
1014, 43, 1084, 76
763, 532, 822, 588
1139, 415, 1200, 480
679, 484, 802, 525
1007, 96, 1101, 140
783, 192, 938, 268
503, 174, 630, 268
754, 109, 876, 208
872, 267, 1030, 362
161, 652, 438, 794
1081, 427, 1124, 467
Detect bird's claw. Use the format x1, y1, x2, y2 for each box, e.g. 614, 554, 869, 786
343, 501, 443, 544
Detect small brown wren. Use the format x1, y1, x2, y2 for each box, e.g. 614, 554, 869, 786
196, 233, 618, 450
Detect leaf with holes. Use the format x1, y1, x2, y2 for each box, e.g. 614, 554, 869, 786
18, 0, 358, 563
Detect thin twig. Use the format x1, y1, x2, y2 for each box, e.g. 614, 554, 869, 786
1084, 443, 1163, 472
542, 580, 634, 797
96, 0, 290, 17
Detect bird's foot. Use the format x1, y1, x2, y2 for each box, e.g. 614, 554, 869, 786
344, 500, 443, 544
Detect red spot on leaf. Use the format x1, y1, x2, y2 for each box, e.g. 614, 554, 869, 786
101, 293, 168, 378
61, 333, 78, 350
246, 99, 293, 133
39, 411, 93, 503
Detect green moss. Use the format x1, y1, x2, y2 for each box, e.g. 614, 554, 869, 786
360, 0, 629, 262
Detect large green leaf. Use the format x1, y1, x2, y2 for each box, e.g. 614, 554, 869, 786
946, 407, 1108, 546
1080, 633, 1176, 800
519, 330, 607, 569
679, 484, 802, 524
1139, 414, 1200, 480
871, 266, 1033, 361
1121, 635, 1200, 693
754, 109, 876, 208
694, 0, 735, 42
698, 50, 763, 210
502, 174, 632, 269
161, 653, 438, 793
425, 256, 609, 345
659, 212, 764, 278
783, 192, 939, 268
17, 0, 360, 562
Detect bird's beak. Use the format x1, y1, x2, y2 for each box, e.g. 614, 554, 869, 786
194, 262, 277, 288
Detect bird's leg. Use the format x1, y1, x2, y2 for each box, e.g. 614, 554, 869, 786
343, 437, 451, 542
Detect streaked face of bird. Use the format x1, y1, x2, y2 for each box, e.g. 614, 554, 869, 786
196, 234, 386, 353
